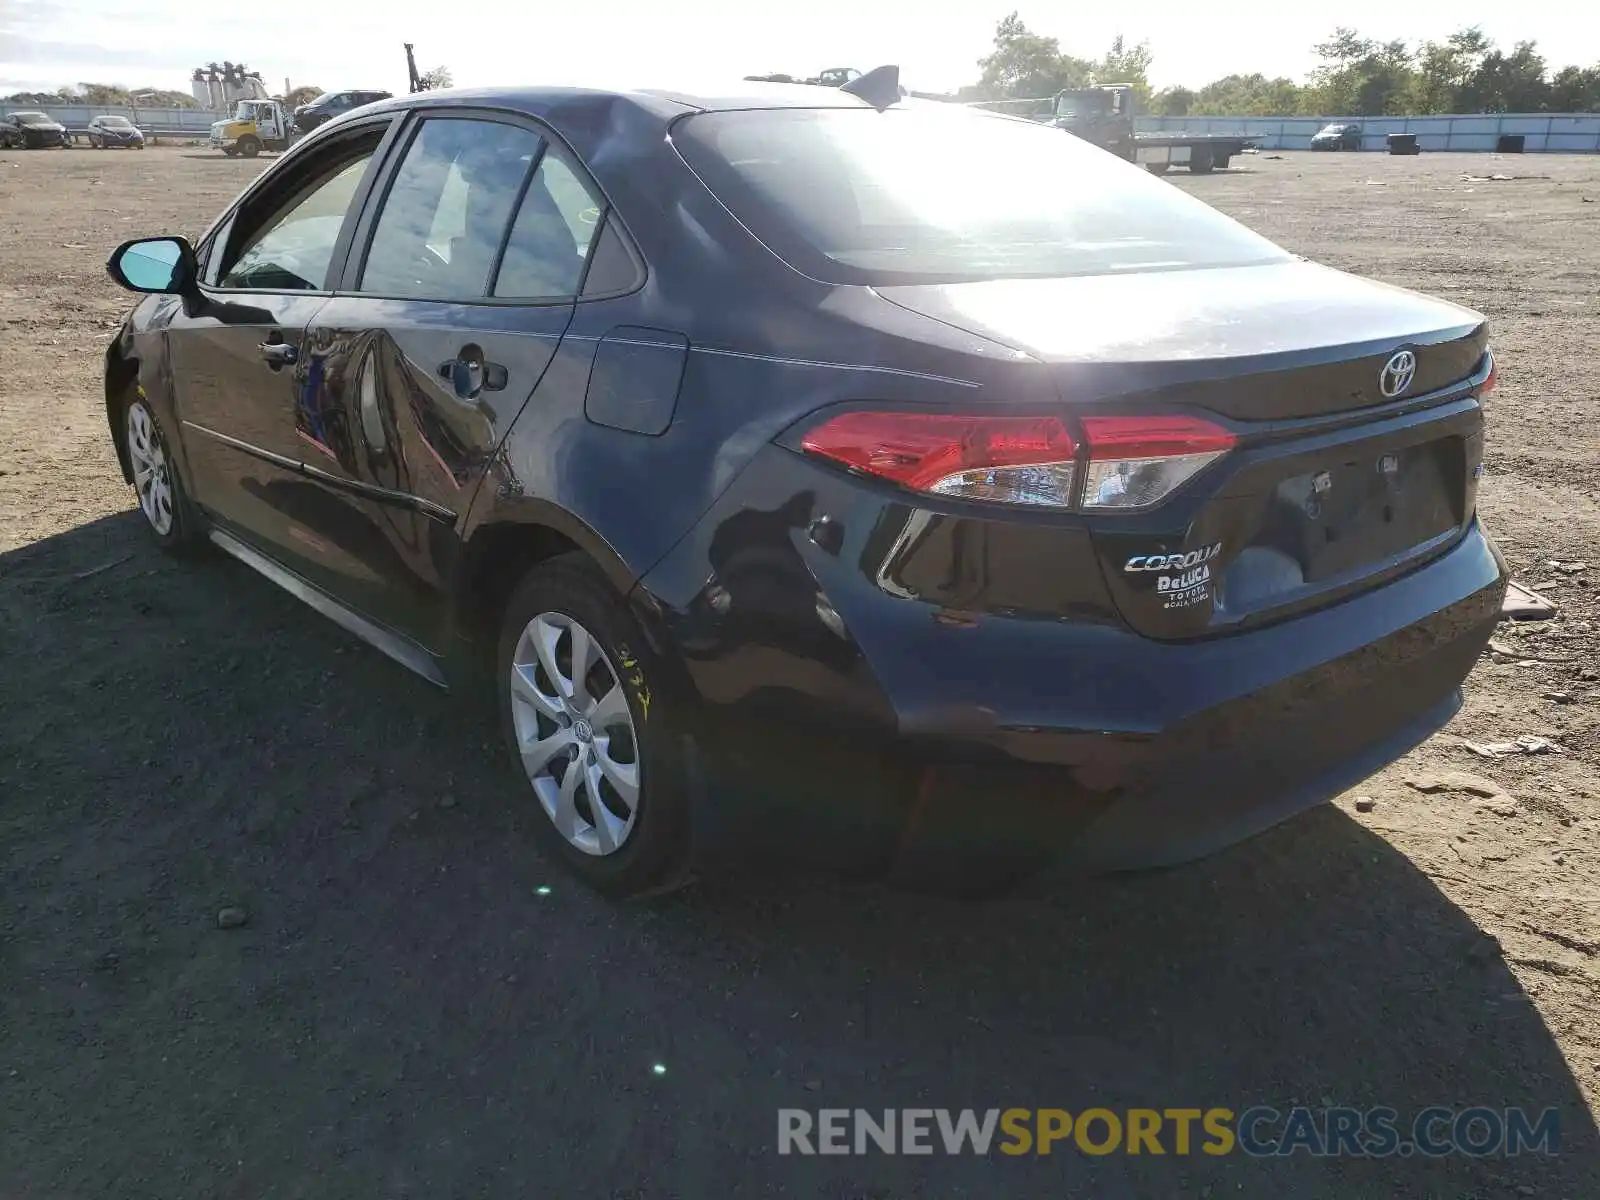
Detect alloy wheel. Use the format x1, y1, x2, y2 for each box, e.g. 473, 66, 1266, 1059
126, 400, 174, 536
509, 611, 641, 856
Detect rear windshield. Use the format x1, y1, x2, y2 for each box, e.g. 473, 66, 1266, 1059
17, 112, 53, 125
672, 105, 1290, 284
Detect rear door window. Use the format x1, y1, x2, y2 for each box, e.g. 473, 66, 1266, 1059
491, 143, 606, 299
357, 116, 544, 301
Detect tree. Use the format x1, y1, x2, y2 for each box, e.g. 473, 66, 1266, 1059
975, 13, 1091, 99
1548, 64, 1600, 112
1408, 28, 1490, 113
1310, 28, 1416, 115
1152, 86, 1195, 116
1191, 73, 1307, 116
1092, 35, 1154, 106
1467, 41, 1551, 112
417, 66, 452, 90
284, 85, 324, 108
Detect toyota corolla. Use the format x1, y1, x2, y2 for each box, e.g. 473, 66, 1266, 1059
100, 70, 1507, 897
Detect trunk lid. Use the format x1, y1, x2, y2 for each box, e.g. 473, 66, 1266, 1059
878, 261, 1491, 639
876, 259, 1487, 420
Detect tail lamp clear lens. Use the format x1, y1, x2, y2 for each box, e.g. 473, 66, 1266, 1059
1079, 415, 1236, 510
799, 411, 1236, 511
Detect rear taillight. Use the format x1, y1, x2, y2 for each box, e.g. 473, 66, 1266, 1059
1480, 351, 1497, 394
800, 412, 1079, 507
1079, 414, 1235, 510
798, 410, 1236, 511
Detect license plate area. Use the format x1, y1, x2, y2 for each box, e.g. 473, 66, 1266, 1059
1266, 440, 1462, 582
1214, 436, 1465, 617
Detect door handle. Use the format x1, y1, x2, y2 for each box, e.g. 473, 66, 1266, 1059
258, 341, 299, 369
437, 350, 507, 399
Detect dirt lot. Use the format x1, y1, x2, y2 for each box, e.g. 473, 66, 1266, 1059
2, 145, 1598, 1197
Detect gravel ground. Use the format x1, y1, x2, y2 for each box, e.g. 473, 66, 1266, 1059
1, 145, 1598, 1198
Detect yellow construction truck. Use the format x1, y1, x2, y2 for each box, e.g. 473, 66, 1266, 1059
209, 99, 294, 157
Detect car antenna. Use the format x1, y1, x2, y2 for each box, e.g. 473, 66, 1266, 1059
840, 64, 901, 110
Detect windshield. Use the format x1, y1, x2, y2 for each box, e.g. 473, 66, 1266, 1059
674, 106, 1289, 284
1318, 124, 1348, 135
1055, 93, 1107, 118
17, 112, 53, 126
99, 116, 133, 128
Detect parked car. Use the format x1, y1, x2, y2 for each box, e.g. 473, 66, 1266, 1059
1311, 122, 1364, 151
0, 110, 68, 148
292, 89, 393, 132
101, 77, 1506, 899
87, 114, 146, 149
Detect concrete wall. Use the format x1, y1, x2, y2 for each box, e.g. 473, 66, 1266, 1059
1136, 112, 1600, 152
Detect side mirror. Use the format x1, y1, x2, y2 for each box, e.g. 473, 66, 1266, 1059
107, 236, 197, 295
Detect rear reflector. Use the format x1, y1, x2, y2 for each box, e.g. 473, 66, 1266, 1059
1079, 414, 1235, 510
800, 412, 1079, 508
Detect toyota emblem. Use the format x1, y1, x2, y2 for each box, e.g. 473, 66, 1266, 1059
1379, 350, 1417, 399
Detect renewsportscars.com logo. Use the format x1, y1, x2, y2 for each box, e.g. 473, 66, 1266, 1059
777, 1107, 1561, 1158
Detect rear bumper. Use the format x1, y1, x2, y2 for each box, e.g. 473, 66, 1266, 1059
639, 445, 1506, 886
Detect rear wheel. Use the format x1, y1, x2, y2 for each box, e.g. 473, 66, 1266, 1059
497, 554, 692, 898
238, 136, 261, 158
1189, 147, 1215, 174
1147, 161, 1171, 176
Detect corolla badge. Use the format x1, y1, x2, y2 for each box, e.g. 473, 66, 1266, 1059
1379, 350, 1417, 399
1124, 543, 1223, 572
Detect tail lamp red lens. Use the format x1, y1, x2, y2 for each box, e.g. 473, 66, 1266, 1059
799, 412, 1080, 507
800, 410, 1235, 511
1480, 351, 1497, 394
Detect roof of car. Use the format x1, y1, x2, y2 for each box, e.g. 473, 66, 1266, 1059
367, 80, 885, 120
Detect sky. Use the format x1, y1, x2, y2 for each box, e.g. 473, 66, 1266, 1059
2, 0, 1598, 99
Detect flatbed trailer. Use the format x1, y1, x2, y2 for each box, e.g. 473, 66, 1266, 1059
1131, 132, 1262, 174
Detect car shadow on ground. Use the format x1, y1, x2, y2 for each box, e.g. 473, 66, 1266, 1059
1, 513, 1595, 1199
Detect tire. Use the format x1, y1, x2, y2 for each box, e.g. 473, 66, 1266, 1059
121, 387, 205, 553
1147, 162, 1171, 176
497, 554, 692, 898
238, 136, 261, 158
1215, 154, 1232, 170
1188, 148, 1215, 174
223, 147, 238, 157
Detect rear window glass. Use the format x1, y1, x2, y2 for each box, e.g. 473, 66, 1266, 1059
673, 106, 1290, 284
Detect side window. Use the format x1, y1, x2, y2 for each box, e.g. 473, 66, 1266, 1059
358, 116, 543, 301
492, 143, 605, 299
217, 136, 380, 291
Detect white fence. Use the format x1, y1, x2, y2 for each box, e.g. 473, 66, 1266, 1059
1137, 112, 1600, 153
0, 102, 217, 136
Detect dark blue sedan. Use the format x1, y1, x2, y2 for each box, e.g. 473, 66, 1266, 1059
88, 114, 146, 149
100, 69, 1506, 897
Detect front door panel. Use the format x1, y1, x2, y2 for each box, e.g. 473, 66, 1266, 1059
168, 292, 328, 551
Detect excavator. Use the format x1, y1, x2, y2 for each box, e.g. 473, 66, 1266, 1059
405, 44, 434, 94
